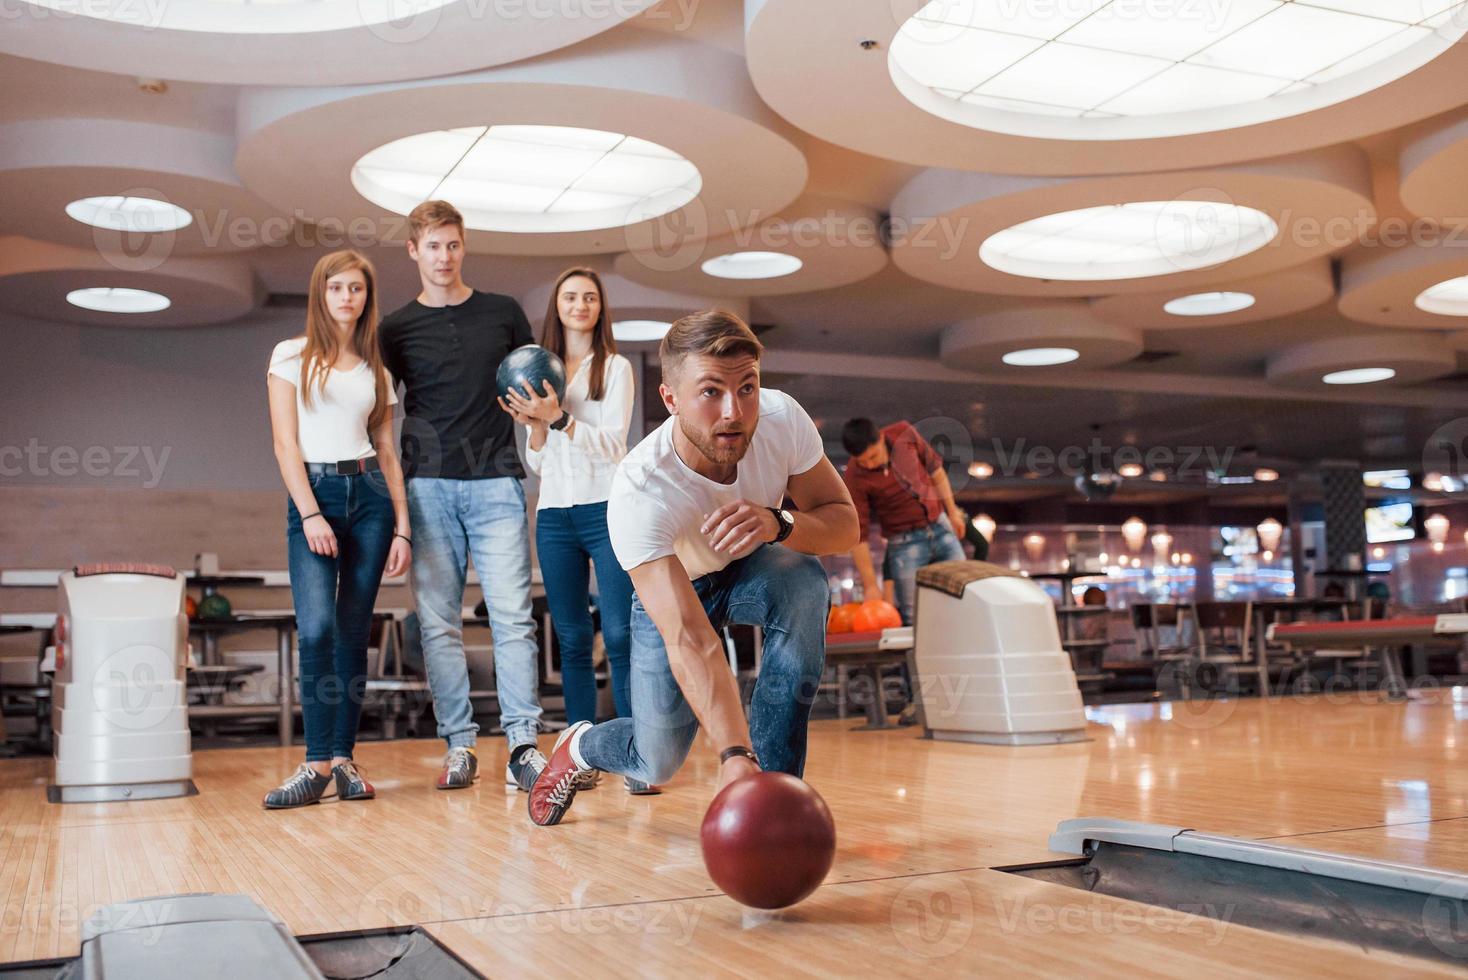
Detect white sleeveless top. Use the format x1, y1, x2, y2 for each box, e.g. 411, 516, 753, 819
267, 337, 396, 464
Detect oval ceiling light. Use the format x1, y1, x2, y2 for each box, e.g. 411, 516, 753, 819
1414, 274, 1468, 316
887, 0, 1468, 140
1322, 367, 1397, 385
612, 319, 672, 343
65, 287, 171, 314
979, 201, 1278, 281
1002, 347, 1080, 367
1254, 467, 1281, 482
700, 251, 803, 280
65, 195, 192, 233
1163, 290, 1257, 316
25, 0, 461, 33
351, 125, 702, 235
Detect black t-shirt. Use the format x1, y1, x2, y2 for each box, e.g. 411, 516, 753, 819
379, 289, 533, 480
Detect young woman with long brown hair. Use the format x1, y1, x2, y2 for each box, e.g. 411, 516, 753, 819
499, 267, 653, 794
263, 249, 411, 808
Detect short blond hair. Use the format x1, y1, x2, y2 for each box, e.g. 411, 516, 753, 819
660, 310, 763, 382
407, 200, 465, 245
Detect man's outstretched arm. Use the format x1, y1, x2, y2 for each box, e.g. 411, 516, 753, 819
629, 555, 756, 790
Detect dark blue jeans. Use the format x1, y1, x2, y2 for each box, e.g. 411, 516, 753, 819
286, 469, 394, 762
578, 545, 829, 784
536, 502, 633, 725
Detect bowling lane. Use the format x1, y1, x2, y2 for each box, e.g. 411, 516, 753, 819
7, 695, 1468, 961
424, 868, 1455, 977
1263, 817, 1468, 874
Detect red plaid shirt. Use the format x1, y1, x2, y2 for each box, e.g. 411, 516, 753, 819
842, 421, 944, 540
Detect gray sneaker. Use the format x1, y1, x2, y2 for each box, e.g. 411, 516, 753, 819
624, 777, 661, 796
505, 747, 549, 792
263, 764, 332, 809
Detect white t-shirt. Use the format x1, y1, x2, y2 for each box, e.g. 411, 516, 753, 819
607, 388, 825, 579
525, 353, 634, 510
267, 337, 397, 464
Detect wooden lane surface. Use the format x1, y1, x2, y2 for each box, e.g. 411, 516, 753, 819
3, 692, 1468, 966
426, 869, 1458, 978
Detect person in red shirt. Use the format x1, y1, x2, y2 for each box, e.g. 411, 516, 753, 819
841, 418, 967, 625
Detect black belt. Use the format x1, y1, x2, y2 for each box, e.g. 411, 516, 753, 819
306, 456, 380, 476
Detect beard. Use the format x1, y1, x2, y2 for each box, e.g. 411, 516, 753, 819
679, 414, 756, 466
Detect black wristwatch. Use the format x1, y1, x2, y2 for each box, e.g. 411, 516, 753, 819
720, 745, 759, 766
549, 411, 572, 432
768, 507, 795, 543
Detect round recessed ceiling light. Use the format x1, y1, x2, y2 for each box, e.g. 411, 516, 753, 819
1117, 462, 1144, 478
980, 201, 1278, 281
700, 251, 804, 280
26, 0, 461, 33
1253, 467, 1281, 482
65, 196, 192, 233
352, 125, 702, 235
888, 1, 1468, 140
1163, 290, 1257, 316
1322, 366, 1396, 385
1414, 274, 1468, 316
1002, 346, 1079, 366
612, 320, 672, 343
66, 287, 171, 314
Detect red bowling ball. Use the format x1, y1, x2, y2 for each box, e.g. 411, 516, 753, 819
700, 772, 837, 909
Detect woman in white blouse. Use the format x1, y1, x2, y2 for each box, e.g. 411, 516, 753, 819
263, 249, 411, 809
499, 267, 654, 794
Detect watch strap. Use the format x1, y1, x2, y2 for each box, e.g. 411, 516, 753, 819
549, 411, 572, 432
769, 507, 795, 543
719, 745, 759, 766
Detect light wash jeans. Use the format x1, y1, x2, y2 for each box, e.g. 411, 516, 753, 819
883, 514, 965, 626
408, 476, 542, 750
577, 545, 829, 784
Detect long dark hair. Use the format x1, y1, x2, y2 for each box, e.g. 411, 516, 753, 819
541, 267, 617, 401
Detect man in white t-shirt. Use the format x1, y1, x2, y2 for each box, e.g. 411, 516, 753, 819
528, 311, 859, 826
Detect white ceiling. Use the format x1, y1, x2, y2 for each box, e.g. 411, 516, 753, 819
2, 0, 1467, 471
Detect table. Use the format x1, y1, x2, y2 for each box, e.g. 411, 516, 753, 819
1265, 614, 1468, 699
826, 628, 914, 731
187, 615, 296, 745
187, 574, 265, 600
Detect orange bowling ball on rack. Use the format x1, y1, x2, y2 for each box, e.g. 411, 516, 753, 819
827, 603, 855, 634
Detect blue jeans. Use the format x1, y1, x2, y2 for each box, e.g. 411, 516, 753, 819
883, 515, 965, 625
408, 477, 542, 750
578, 545, 829, 784
536, 502, 633, 725
286, 470, 394, 762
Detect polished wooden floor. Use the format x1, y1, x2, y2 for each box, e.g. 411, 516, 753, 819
3, 691, 1468, 975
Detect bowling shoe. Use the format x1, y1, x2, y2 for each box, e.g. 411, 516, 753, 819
528, 720, 594, 826
332, 760, 375, 801
439, 746, 478, 790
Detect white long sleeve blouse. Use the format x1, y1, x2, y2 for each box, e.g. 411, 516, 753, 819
525, 352, 635, 510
